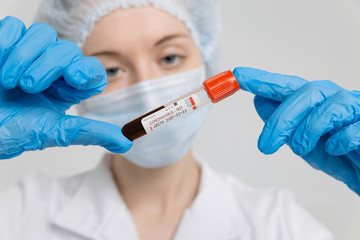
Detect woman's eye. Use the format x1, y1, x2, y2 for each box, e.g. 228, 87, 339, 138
106, 68, 122, 77
160, 55, 182, 66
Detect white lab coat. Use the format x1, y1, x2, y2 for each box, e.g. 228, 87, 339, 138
0, 153, 333, 240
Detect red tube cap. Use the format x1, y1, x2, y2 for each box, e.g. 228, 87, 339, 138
203, 70, 240, 103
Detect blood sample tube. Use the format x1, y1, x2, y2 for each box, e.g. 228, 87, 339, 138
122, 70, 240, 141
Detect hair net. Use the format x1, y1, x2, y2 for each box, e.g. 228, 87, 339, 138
34, 0, 222, 77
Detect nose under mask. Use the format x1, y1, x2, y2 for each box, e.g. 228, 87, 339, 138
78, 66, 211, 168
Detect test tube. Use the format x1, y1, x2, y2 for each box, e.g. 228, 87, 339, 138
122, 70, 240, 141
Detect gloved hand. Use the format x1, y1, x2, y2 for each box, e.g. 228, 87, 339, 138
0, 16, 132, 159
233, 67, 360, 195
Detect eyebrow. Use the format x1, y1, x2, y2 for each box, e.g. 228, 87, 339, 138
154, 33, 190, 46
91, 50, 119, 57
90, 33, 190, 57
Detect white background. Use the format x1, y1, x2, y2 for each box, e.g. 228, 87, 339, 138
1, 0, 360, 239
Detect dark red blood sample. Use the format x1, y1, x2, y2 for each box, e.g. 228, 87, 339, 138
121, 106, 165, 141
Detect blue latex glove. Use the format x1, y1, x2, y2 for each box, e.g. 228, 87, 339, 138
233, 67, 360, 195
0, 16, 132, 159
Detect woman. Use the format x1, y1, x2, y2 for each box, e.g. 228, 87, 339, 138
0, 0, 337, 239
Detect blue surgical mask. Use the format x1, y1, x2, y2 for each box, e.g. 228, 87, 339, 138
78, 66, 210, 168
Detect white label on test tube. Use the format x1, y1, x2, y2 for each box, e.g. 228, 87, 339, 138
141, 92, 205, 134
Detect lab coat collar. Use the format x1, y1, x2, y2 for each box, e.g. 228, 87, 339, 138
50, 154, 138, 240
174, 151, 252, 240
50, 153, 252, 240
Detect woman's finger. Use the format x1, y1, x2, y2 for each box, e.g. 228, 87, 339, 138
302, 135, 360, 194
0, 16, 26, 65
233, 67, 308, 102
253, 95, 280, 122
291, 90, 360, 156
63, 56, 107, 94
49, 115, 133, 153
0, 22, 57, 89
19, 40, 82, 93
258, 81, 343, 154
326, 121, 360, 156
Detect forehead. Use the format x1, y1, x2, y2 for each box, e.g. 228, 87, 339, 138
84, 6, 191, 51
